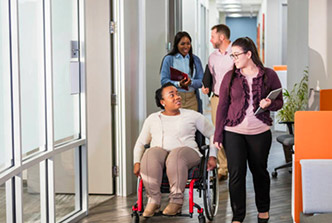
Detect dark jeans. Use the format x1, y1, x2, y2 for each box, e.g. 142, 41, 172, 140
224, 130, 272, 222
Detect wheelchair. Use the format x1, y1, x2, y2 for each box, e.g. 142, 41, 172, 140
131, 144, 219, 223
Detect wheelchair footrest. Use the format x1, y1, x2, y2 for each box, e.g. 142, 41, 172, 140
194, 203, 204, 214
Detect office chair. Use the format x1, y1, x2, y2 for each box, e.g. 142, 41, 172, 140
272, 121, 294, 178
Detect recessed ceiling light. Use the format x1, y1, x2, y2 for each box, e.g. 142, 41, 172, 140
223, 4, 241, 9
221, 0, 241, 4
227, 13, 243, 18
225, 8, 242, 12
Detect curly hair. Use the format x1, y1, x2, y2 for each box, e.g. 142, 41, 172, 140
155, 82, 176, 109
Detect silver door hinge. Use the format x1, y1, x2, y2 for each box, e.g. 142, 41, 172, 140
112, 165, 119, 177
111, 94, 117, 105
110, 21, 116, 34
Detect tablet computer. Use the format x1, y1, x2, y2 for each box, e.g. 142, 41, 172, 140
254, 88, 283, 115
266, 87, 283, 100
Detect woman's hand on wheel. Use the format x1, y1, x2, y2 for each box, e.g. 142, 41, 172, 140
207, 157, 217, 170
133, 163, 141, 177
214, 142, 223, 150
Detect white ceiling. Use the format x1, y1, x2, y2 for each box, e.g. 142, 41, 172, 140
216, 0, 263, 17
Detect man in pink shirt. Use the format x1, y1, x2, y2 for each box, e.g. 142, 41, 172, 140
202, 24, 234, 180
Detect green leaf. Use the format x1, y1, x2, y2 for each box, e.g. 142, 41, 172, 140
277, 68, 308, 122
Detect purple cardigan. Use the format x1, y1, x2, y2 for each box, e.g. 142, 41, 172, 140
214, 67, 283, 144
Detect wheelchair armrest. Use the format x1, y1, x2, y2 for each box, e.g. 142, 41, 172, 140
200, 145, 209, 151
199, 145, 210, 156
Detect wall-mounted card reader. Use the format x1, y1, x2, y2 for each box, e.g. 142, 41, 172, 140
71, 40, 79, 58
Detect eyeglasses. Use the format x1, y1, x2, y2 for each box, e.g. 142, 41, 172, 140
229, 51, 247, 60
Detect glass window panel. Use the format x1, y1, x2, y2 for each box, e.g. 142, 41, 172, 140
54, 148, 80, 222
0, 0, 13, 172
18, 0, 46, 158
52, 0, 80, 145
24, 165, 41, 222
0, 182, 7, 222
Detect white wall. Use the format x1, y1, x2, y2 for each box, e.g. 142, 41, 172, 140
257, 0, 284, 68
122, 0, 142, 195
145, 0, 167, 116
85, 0, 113, 194
287, 0, 309, 89
257, 0, 309, 92
265, 0, 282, 68
208, 0, 219, 55
182, 0, 198, 54
308, 0, 332, 90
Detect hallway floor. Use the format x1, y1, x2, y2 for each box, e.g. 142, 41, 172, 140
79, 131, 292, 223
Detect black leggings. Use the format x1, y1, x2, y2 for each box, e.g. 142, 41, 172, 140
223, 130, 272, 222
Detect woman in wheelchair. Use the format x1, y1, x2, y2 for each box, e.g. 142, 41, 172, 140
133, 82, 218, 218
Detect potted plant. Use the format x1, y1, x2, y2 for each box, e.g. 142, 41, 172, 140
277, 69, 309, 123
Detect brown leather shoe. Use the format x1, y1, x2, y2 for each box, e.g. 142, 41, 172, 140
162, 203, 182, 215
142, 203, 160, 217
218, 173, 228, 181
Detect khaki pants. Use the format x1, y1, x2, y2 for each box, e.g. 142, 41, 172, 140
211, 95, 228, 176
178, 91, 198, 111
140, 147, 200, 205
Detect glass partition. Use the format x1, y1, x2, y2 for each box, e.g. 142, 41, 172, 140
0, 0, 87, 222
0, 182, 7, 222
0, 0, 13, 172
18, 0, 46, 158
52, 0, 80, 145
54, 148, 80, 222
24, 165, 41, 222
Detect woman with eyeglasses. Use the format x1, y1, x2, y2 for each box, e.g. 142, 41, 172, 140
160, 31, 204, 112
214, 37, 283, 223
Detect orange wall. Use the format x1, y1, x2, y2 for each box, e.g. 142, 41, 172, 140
294, 111, 332, 222
320, 89, 332, 111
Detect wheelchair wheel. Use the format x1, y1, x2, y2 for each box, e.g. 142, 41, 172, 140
203, 167, 219, 221
132, 212, 139, 223
272, 171, 278, 178
198, 214, 206, 223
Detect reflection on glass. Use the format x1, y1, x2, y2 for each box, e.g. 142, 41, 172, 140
0, 0, 13, 172
52, 0, 80, 145
24, 165, 41, 222
54, 148, 80, 222
18, 0, 46, 158
0, 182, 7, 222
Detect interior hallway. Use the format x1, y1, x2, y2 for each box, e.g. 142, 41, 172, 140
79, 132, 292, 223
